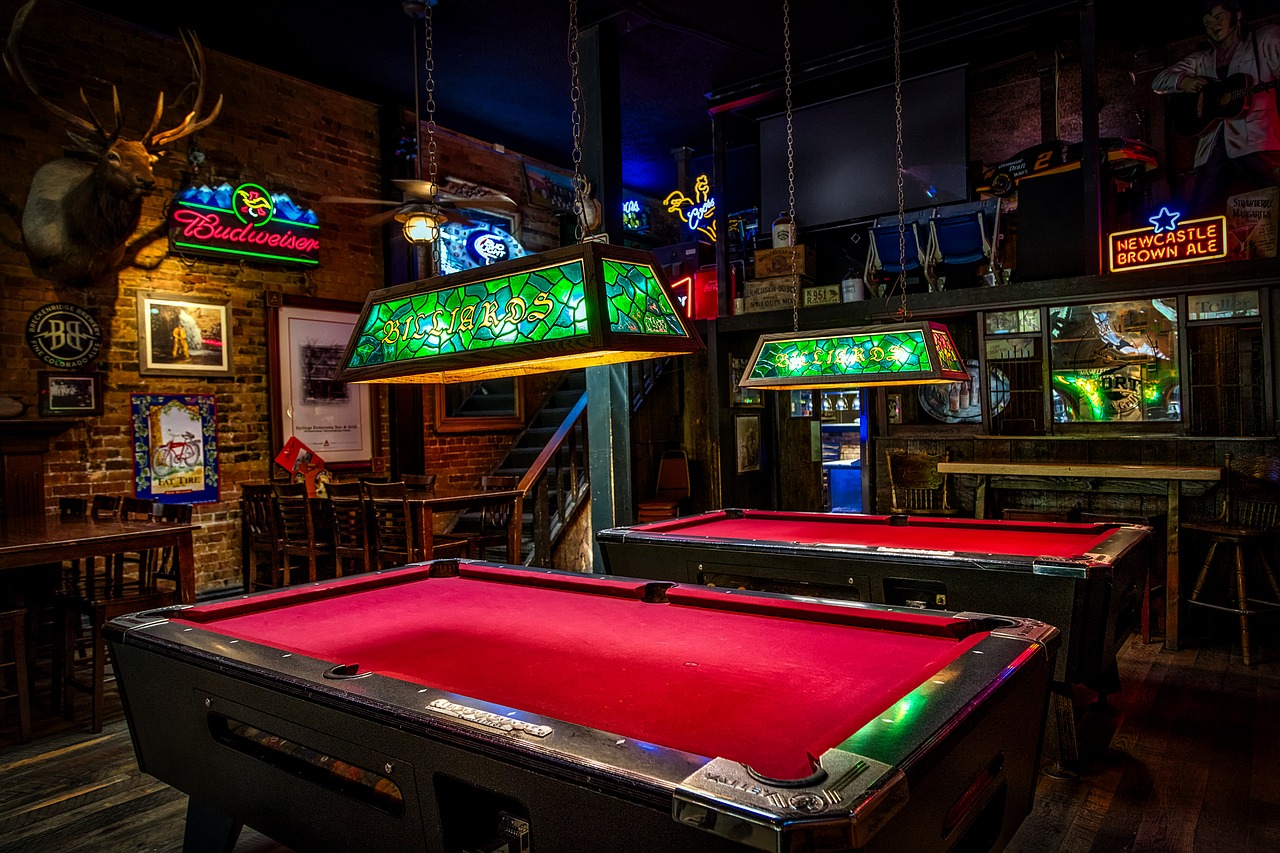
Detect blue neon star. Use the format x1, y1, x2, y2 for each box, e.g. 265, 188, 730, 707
1148, 207, 1181, 233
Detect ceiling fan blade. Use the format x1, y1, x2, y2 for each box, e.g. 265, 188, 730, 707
392, 178, 439, 200
320, 195, 402, 206
359, 208, 405, 227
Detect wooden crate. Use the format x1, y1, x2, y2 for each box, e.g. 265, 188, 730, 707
754, 245, 816, 278
743, 276, 809, 313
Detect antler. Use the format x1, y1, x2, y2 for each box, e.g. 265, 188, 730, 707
147, 30, 223, 148
4, 0, 107, 140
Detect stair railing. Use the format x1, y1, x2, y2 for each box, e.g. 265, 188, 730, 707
519, 392, 589, 566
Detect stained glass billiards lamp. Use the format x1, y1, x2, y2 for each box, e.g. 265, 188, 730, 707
335, 1, 702, 385
738, 0, 964, 392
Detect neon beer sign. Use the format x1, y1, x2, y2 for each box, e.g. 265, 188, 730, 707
170, 182, 320, 266
663, 174, 717, 241
1109, 207, 1226, 273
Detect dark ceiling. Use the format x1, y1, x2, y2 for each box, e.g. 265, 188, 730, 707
62, 0, 1208, 199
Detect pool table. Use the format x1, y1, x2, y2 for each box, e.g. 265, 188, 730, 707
598, 509, 1150, 692
106, 560, 1058, 853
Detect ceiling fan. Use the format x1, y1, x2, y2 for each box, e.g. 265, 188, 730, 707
320, 1, 517, 233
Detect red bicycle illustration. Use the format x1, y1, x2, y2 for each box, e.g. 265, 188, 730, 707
152, 430, 202, 470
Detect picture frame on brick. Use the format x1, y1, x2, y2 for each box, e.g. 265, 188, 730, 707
137, 292, 234, 378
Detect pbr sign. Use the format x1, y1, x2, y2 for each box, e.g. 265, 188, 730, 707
170, 182, 320, 266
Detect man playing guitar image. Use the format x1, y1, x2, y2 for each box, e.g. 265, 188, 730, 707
1153, 1, 1280, 216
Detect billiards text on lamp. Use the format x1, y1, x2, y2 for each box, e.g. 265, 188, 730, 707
737, 321, 969, 390
335, 242, 703, 384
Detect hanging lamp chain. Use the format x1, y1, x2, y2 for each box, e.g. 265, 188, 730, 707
782, 0, 799, 333
892, 0, 909, 320
424, 3, 439, 214
568, 0, 589, 242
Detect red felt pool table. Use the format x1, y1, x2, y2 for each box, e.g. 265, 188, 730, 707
106, 561, 1058, 853
599, 509, 1151, 694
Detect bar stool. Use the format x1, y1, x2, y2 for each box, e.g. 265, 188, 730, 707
242, 484, 285, 591
328, 481, 374, 576
1182, 454, 1280, 665
274, 483, 334, 584
0, 608, 31, 743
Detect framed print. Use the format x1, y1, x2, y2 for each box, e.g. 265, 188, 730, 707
131, 393, 219, 504
735, 414, 761, 474
38, 371, 103, 416
269, 295, 375, 468
728, 354, 764, 408
137, 292, 233, 377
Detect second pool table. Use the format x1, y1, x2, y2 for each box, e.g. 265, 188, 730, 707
598, 509, 1150, 692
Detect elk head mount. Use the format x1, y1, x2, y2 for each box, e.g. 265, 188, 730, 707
4, 0, 223, 286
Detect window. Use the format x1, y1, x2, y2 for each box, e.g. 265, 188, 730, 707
1048, 298, 1179, 425
985, 309, 1043, 435
1186, 290, 1267, 436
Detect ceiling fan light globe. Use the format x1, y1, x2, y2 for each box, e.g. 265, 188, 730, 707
402, 211, 440, 244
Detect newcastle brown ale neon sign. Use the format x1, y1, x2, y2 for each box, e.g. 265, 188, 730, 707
170, 182, 320, 266
1108, 207, 1226, 273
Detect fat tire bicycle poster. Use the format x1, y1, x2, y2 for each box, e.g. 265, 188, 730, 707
131, 393, 219, 504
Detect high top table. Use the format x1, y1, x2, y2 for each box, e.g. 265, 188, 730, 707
0, 513, 200, 604
936, 461, 1222, 651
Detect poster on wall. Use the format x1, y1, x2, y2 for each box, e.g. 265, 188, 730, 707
274, 301, 374, 466
1226, 187, 1278, 260
131, 394, 219, 504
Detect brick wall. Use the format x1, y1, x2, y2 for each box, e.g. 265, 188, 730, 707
0, 1, 577, 593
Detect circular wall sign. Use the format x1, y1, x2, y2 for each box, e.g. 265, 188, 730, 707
25, 303, 102, 368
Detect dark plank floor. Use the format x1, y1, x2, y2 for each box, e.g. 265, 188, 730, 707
1, 628, 1277, 852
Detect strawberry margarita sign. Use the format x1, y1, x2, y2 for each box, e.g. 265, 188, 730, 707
170, 182, 320, 266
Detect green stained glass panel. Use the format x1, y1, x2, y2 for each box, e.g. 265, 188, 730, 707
602, 259, 687, 336
346, 260, 590, 368
748, 330, 936, 381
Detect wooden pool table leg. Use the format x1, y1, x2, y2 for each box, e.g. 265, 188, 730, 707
1165, 481, 1181, 651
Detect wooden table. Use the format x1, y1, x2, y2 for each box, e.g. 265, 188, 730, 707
937, 461, 1221, 652
407, 488, 525, 563
0, 515, 200, 604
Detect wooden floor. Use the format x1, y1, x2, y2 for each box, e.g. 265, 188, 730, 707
0, 626, 1277, 852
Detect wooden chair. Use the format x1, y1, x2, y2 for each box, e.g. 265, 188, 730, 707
367, 482, 467, 569
1182, 454, 1280, 665
241, 484, 285, 592
274, 483, 334, 584
885, 450, 959, 516
54, 499, 177, 732
328, 481, 374, 576
403, 473, 437, 494
457, 475, 521, 561
636, 451, 691, 523
58, 497, 87, 518
0, 608, 31, 743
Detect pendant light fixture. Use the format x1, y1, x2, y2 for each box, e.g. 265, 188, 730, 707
337, 0, 702, 385
738, 0, 965, 391
398, 1, 444, 251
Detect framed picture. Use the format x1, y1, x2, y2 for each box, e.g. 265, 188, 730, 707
523, 162, 576, 211
735, 414, 761, 474
728, 354, 764, 408
137, 292, 233, 377
269, 295, 376, 469
38, 371, 103, 416
131, 393, 219, 504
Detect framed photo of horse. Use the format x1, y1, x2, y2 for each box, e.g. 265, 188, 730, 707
137, 292, 234, 377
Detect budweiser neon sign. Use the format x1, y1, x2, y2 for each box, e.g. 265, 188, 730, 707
169, 182, 320, 266
1108, 208, 1226, 273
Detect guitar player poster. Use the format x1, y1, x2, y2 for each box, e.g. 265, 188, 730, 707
1152, 2, 1280, 221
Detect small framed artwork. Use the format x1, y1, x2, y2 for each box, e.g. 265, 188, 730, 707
137, 292, 233, 377
131, 393, 219, 504
735, 414, 762, 474
728, 354, 764, 408
38, 371, 104, 416
888, 394, 903, 424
